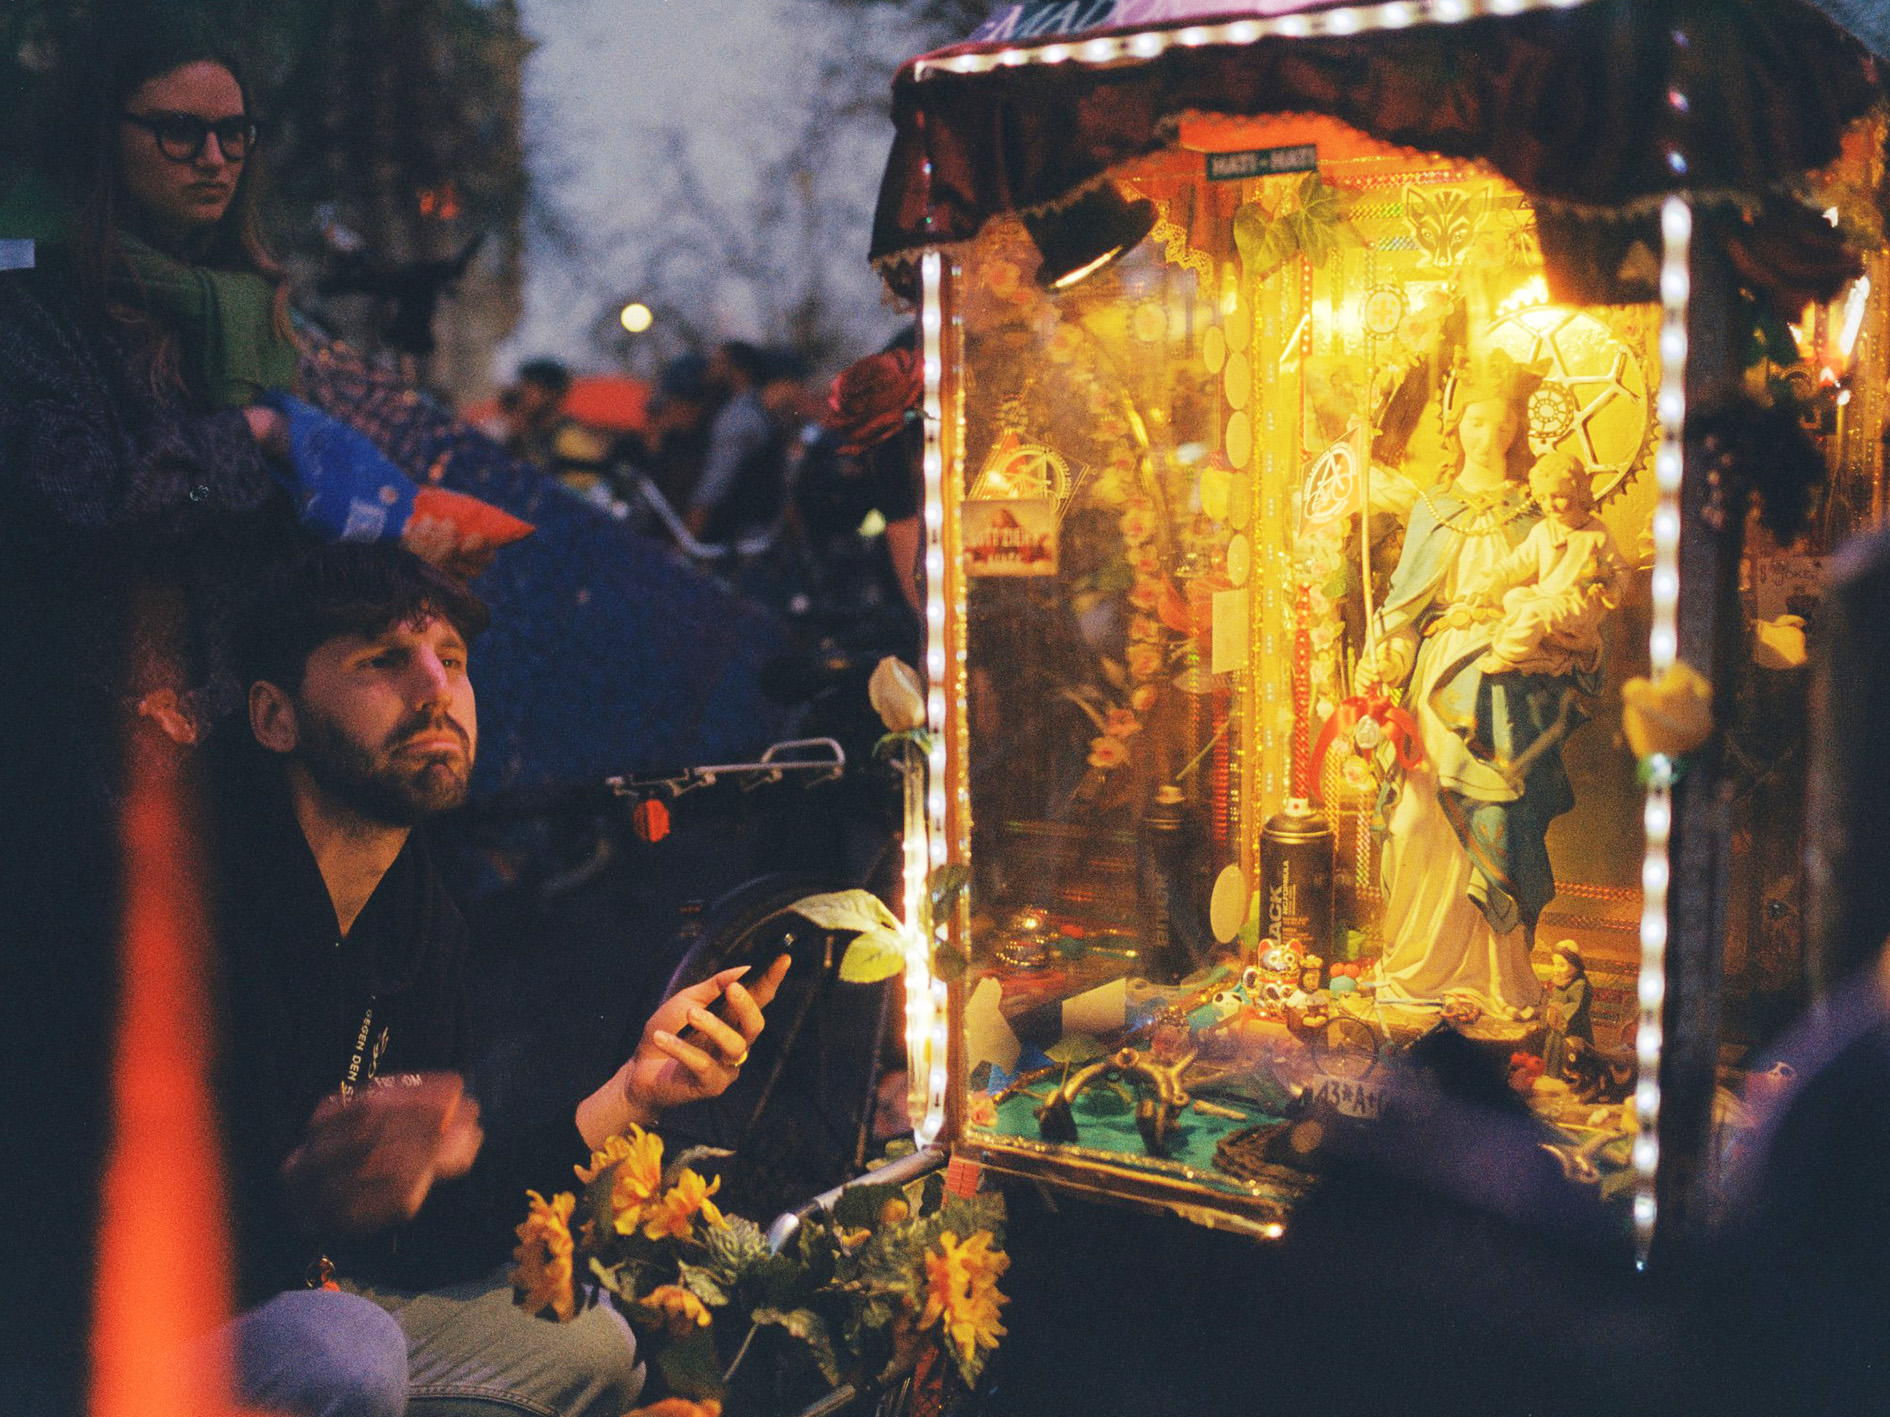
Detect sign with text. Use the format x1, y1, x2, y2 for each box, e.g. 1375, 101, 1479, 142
1206, 145, 1318, 181
971, 0, 1344, 43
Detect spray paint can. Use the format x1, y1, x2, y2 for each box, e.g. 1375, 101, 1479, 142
1137, 785, 1194, 984
1260, 798, 1334, 961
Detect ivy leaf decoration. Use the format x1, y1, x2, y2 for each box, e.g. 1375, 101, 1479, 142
753, 1307, 842, 1386
1232, 175, 1360, 281
927, 864, 969, 924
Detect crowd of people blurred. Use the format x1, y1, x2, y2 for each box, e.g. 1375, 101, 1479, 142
478, 337, 923, 629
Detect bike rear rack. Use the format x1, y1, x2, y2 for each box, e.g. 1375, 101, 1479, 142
606, 736, 847, 800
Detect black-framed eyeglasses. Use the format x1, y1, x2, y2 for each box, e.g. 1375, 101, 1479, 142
119, 111, 256, 164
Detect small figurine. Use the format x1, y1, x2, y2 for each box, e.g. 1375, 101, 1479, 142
1542, 940, 1594, 1080
1465, 451, 1627, 677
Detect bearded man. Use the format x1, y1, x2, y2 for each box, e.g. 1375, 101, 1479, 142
208, 542, 787, 1417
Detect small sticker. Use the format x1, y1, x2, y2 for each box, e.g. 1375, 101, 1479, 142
341, 499, 390, 542
1311, 1076, 1389, 1120
964, 499, 1058, 576
1210, 865, 1250, 944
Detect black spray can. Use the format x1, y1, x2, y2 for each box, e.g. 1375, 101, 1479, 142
1260, 798, 1334, 960
1137, 785, 1194, 984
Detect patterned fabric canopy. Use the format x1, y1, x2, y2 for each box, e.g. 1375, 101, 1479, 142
870, 0, 1881, 269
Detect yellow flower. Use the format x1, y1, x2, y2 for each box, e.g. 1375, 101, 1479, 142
916, 1229, 1009, 1368
1087, 735, 1129, 769
642, 1168, 727, 1240
1620, 661, 1713, 760
627, 1400, 722, 1417
576, 1126, 666, 1236
638, 1284, 713, 1338
512, 1190, 577, 1321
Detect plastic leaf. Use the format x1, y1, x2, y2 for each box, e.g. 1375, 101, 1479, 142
676, 1261, 729, 1308
702, 1216, 771, 1288
752, 1307, 842, 1387
788, 889, 901, 936
839, 928, 907, 984
927, 864, 970, 924
653, 1329, 726, 1401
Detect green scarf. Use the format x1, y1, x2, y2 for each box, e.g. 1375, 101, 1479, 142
0, 172, 299, 409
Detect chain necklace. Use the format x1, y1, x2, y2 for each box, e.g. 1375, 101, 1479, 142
1419, 482, 1534, 538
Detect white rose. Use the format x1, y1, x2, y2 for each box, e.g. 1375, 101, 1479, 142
868, 656, 927, 734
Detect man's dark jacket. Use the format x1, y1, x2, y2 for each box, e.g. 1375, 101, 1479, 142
209, 749, 588, 1306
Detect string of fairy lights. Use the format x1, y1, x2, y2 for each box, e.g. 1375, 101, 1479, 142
912, 0, 1598, 81
908, 251, 951, 1149
1633, 196, 1691, 1266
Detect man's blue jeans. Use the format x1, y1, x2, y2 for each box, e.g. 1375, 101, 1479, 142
227, 1273, 642, 1417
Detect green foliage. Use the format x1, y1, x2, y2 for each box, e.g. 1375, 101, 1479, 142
523, 1126, 1008, 1408
928, 863, 970, 924
786, 888, 908, 984
752, 1308, 842, 1386
1233, 172, 1363, 281
677, 1261, 730, 1309
654, 1328, 727, 1401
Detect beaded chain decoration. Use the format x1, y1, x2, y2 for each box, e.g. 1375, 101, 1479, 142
1416, 483, 1534, 538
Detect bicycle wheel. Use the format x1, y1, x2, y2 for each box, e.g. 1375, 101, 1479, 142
653, 872, 896, 1216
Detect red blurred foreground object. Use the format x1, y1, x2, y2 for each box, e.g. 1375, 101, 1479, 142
94, 710, 239, 1415
562, 375, 649, 433
410, 485, 535, 549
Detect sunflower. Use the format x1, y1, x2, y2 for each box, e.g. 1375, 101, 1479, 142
916, 1229, 1009, 1368
641, 1168, 727, 1240
577, 1126, 667, 1237
512, 1190, 577, 1321
638, 1283, 713, 1338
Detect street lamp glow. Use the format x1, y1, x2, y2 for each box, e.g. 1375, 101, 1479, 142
618, 302, 653, 334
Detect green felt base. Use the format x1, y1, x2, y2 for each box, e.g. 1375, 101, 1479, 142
984, 1087, 1283, 1189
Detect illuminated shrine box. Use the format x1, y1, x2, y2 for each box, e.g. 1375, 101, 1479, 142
874, 7, 1888, 1250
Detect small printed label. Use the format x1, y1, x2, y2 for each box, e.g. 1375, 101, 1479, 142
341, 499, 391, 542
1207, 145, 1318, 181
1311, 1076, 1388, 1120
1211, 587, 1250, 675
964, 498, 1058, 576
0, 239, 34, 271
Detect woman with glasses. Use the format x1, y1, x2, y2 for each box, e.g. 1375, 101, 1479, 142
0, 13, 349, 1417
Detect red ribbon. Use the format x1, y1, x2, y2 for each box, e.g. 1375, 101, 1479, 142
1308, 693, 1424, 800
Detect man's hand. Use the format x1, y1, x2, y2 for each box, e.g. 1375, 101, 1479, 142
577, 955, 791, 1148
281, 1073, 483, 1236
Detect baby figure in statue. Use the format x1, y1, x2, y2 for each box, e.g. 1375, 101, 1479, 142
1467, 451, 1626, 676
1359, 351, 1583, 1020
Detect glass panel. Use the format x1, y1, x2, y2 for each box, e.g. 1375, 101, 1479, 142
951, 134, 1666, 1210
